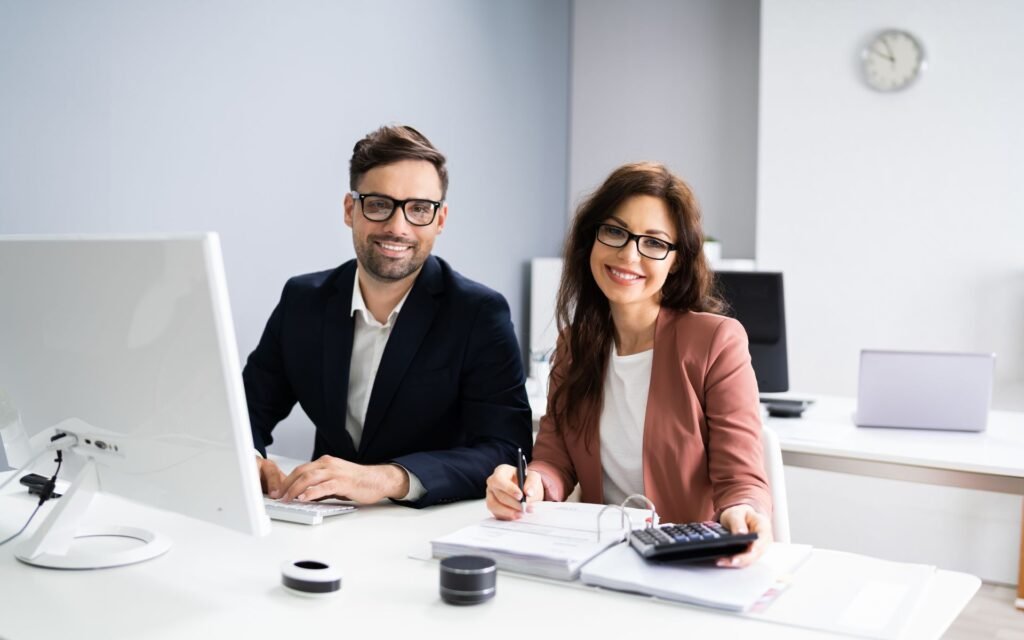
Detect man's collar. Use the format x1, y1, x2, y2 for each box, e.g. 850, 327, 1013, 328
350, 266, 412, 326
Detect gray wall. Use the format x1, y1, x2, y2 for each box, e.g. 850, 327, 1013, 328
758, 0, 1024, 583
0, 0, 570, 369
758, 0, 1024, 408
0, 0, 768, 459
570, 0, 760, 258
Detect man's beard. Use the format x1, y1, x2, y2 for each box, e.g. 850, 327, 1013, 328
355, 234, 426, 282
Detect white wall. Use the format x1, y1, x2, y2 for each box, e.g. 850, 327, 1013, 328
570, 0, 760, 258
760, 0, 1024, 584
0, 0, 570, 459
757, 0, 1024, 409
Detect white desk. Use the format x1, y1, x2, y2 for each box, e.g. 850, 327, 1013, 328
0, 476, 977, 640
765, 395, 1024, 608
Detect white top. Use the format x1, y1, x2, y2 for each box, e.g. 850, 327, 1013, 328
348, 268, 424, 501
599, 347, 654, 505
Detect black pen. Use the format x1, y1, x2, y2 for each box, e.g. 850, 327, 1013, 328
516, 447, 527, 514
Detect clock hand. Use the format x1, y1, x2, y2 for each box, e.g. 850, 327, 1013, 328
869, 46, 895, 63
880, 36, 897, 62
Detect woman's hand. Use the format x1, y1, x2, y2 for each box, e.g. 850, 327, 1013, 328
716, 504, 773, 568
485, 464, 544, 520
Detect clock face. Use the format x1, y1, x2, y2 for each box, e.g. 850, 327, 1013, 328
862, 30, 925, 91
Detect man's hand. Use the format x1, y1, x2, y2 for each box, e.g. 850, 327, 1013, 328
276, 456, 411, 504
716, 504, 774, 568
256, 455, 287, 498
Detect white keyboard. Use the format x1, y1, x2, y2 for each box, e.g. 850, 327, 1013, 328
263, 497, 357, 525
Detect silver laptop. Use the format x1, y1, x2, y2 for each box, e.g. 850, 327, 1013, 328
855, 350, 995, 432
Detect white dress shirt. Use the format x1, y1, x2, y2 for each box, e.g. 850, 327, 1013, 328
599, 346, 654, 506
348, 267, 425, 501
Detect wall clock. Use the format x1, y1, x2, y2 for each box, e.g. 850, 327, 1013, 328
861, 29, 926, 91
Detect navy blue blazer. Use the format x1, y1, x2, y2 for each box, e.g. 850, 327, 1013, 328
242, 255, 532, 507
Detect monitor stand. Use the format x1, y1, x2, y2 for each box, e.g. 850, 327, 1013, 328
15, 458, 171, 569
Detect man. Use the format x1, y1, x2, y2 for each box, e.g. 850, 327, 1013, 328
243, 125, 532, 507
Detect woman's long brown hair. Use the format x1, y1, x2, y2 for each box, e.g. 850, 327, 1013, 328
549, 162, 724, 448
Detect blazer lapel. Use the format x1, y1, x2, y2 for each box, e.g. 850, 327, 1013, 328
323, 262, 357, 459
358, 256, 443, 456
642, 307, 677, 514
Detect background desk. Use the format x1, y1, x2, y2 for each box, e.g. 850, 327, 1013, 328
0, 478, 976, 640
765, 395, 1024, 608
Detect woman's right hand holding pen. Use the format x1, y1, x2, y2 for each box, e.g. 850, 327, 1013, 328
485, 464, 544, 520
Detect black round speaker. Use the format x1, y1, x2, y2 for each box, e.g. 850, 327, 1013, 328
439, 555, 496, 605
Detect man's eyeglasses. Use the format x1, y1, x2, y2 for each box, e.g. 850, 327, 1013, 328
351, 191, 443, 227
595, 223, 677, 260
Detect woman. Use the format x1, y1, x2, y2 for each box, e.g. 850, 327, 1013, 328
486, 162, 772, 568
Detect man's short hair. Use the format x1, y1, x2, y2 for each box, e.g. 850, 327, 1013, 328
349, 125, 449, 198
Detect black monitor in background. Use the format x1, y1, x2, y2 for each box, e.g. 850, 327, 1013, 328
715, 271, 789, 393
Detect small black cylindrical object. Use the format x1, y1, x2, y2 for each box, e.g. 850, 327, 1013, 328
439, 555, 496, 605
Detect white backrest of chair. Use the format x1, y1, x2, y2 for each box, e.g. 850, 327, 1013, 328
761, 424, 791, 543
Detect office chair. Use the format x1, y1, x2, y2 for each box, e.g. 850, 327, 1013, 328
761, 424, 792, 543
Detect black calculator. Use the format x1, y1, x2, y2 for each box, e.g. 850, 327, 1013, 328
628, 521, 758, 563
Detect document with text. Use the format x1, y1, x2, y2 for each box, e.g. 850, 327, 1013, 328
430, 502, 650, 580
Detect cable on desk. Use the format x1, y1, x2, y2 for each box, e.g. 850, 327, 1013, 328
0, 502, 44, 547
0, 436, 66, 547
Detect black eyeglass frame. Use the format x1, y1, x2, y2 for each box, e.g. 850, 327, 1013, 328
595, 223, 678, 260
350, 191, 444, 227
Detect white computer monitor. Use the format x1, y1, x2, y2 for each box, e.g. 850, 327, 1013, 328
0, 234, 270, 569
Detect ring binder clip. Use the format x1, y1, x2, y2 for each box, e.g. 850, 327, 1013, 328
595, 494, 659, 544
595, 504, 630, 543
621, 494, 659, 528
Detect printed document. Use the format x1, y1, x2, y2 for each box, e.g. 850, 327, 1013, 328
430, 502, 650, 580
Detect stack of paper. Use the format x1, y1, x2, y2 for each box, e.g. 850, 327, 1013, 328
430, 502, 650, 581
580, 540, 813, 612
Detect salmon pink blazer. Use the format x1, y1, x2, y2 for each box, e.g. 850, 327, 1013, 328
530, 308, 771, 524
